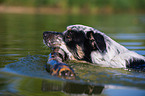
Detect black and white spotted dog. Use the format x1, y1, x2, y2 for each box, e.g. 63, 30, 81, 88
43, 25, 145, 69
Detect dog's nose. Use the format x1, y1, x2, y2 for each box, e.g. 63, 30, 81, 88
43, 31, 49, 37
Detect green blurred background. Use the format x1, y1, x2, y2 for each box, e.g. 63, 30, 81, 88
0, 0, 145, 14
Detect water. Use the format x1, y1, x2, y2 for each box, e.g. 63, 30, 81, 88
0, 13, 145, 96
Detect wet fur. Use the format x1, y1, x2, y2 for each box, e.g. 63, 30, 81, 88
43, 25, 145, 69
63, 25, 145, 68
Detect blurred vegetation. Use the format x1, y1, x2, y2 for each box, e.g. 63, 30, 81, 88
0, 0, 145, 14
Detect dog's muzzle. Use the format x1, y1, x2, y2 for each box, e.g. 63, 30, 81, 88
43, 31, 63, 48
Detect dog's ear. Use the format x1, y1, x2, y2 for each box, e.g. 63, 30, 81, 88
86, 31, 106, 53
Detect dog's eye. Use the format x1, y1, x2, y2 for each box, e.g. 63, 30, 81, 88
69, 31, 73, 34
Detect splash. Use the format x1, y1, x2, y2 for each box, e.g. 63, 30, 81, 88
2, 55, 56, 79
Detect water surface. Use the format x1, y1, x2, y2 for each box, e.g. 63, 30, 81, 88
0, 13, 145, 96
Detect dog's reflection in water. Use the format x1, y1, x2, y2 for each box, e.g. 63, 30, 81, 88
42, 80, 104, 95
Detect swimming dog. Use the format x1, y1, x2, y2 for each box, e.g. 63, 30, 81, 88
43, 25, 145, 70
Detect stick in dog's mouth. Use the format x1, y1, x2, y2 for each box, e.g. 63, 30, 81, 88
45, 47, 76, 80
43, 31, 76, 79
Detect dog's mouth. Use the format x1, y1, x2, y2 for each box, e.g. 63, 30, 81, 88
43, 39, 60, 47
64, 36, 72, 42
43, 31, 63, 48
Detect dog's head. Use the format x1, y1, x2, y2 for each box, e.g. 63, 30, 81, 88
43, 25, 107, 62
43, 31, 63, 48
63, 29, 85, 44
63, 25, 107, 53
